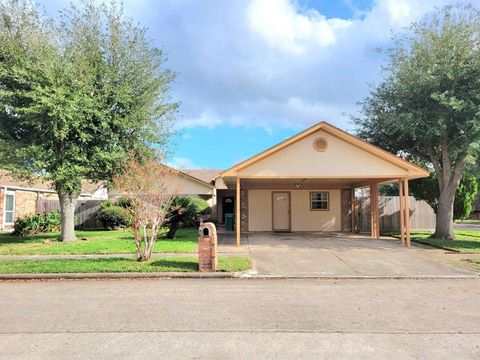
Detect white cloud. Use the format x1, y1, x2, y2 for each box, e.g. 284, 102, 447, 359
175, 111, 223, 130
247, 0, 352, 55
167, 157, 199, 170
41, 0, 476, 133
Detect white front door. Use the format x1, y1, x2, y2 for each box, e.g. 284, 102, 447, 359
272, 192, 290, 231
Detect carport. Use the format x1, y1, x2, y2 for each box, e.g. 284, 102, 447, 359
215, 122, 429, 247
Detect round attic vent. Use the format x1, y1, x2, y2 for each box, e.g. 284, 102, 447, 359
313, 137, 328, 152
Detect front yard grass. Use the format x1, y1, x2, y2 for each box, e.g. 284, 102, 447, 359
387, 230, 480, 253
0, 256, 253, 274
0, 228, 198, 255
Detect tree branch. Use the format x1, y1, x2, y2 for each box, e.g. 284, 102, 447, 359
427, 150, 444, 189
441, 128, 452, 181
449, 151, 468, 189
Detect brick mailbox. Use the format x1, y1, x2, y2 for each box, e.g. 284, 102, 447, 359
198, 222, 217, 272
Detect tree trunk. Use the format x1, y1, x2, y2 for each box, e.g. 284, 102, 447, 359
57, 190, 78, 242
434, 188, 456, 239
166, 221, 178, 239
429, 148, 467, 241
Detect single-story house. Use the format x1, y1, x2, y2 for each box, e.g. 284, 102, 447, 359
1, 121, 429, 245
184, 121, 429, 247
173, 170, 216, 207
0, 172, 107, 230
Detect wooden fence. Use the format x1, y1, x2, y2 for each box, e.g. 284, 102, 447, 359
37, 199, 104, 229
356, 196, 436, 233
36, 195, 436, 232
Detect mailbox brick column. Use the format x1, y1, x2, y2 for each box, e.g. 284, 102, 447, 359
198, 222, 217, 272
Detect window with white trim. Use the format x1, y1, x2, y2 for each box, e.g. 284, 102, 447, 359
310, 192, 329, 211
4, 191, 15, 224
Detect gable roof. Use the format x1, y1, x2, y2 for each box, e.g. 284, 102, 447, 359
177, 169, 215, 189
0, 170, 105, 195
182, 169, 221, 185
219, 121, 429, 178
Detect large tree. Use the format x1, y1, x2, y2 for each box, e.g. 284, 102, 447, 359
355, 4, 480, 240
409, 172, 478, 221
0, 0, 177, 241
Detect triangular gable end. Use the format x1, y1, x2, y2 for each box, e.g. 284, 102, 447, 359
221, 122, 429, 179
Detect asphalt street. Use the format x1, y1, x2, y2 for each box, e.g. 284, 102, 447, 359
0, 278, 479, 359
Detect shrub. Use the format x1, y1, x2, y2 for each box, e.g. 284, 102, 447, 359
116, 196, 134, 209
99, 200, 113, 211
166, 196, 212, 238
97, 205, 132, 229
13, 210, 61, 237
189, 197, 211, 216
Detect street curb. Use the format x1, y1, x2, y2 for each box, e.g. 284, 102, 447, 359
0, 272, 236, 280
237, 274, 480, 280
0, 273, 478, 281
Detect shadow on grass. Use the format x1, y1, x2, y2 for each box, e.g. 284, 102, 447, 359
0, 233, 60, 244
150, 259, 198, 271
418, 238, 480, 250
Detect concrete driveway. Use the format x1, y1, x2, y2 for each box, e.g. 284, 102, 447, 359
245, 232, 474, 277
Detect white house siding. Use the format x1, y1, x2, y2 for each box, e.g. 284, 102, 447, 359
248, 190, 272, 231
247, 189, 341, 232
291, 190, 341, 231
174, 175, 214, 196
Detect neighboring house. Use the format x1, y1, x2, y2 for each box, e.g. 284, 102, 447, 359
183, 121, 429, 246
174, 170, 216, 207
107, 168, 217, 208
0, 172, 107, 230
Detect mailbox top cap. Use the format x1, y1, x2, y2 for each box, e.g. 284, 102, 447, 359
199, 222, 216, 236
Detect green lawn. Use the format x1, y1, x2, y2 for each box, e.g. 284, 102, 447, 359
387, 230, 480, 253
0, 256, 253, 274
0, 228, 198, 255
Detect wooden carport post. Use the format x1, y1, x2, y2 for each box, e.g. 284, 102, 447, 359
403, 177, 411, 247
398, 179, 405, 246
370, 183, 380, 238
351, 188, 355, 233
236, 175, 240, 247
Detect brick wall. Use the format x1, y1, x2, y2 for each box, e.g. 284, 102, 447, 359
198, 223, 217, 272
240, 189, 248, 232
15, 191, 38, 219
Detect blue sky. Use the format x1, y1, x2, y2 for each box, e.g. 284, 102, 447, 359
40, 0, 474, 169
